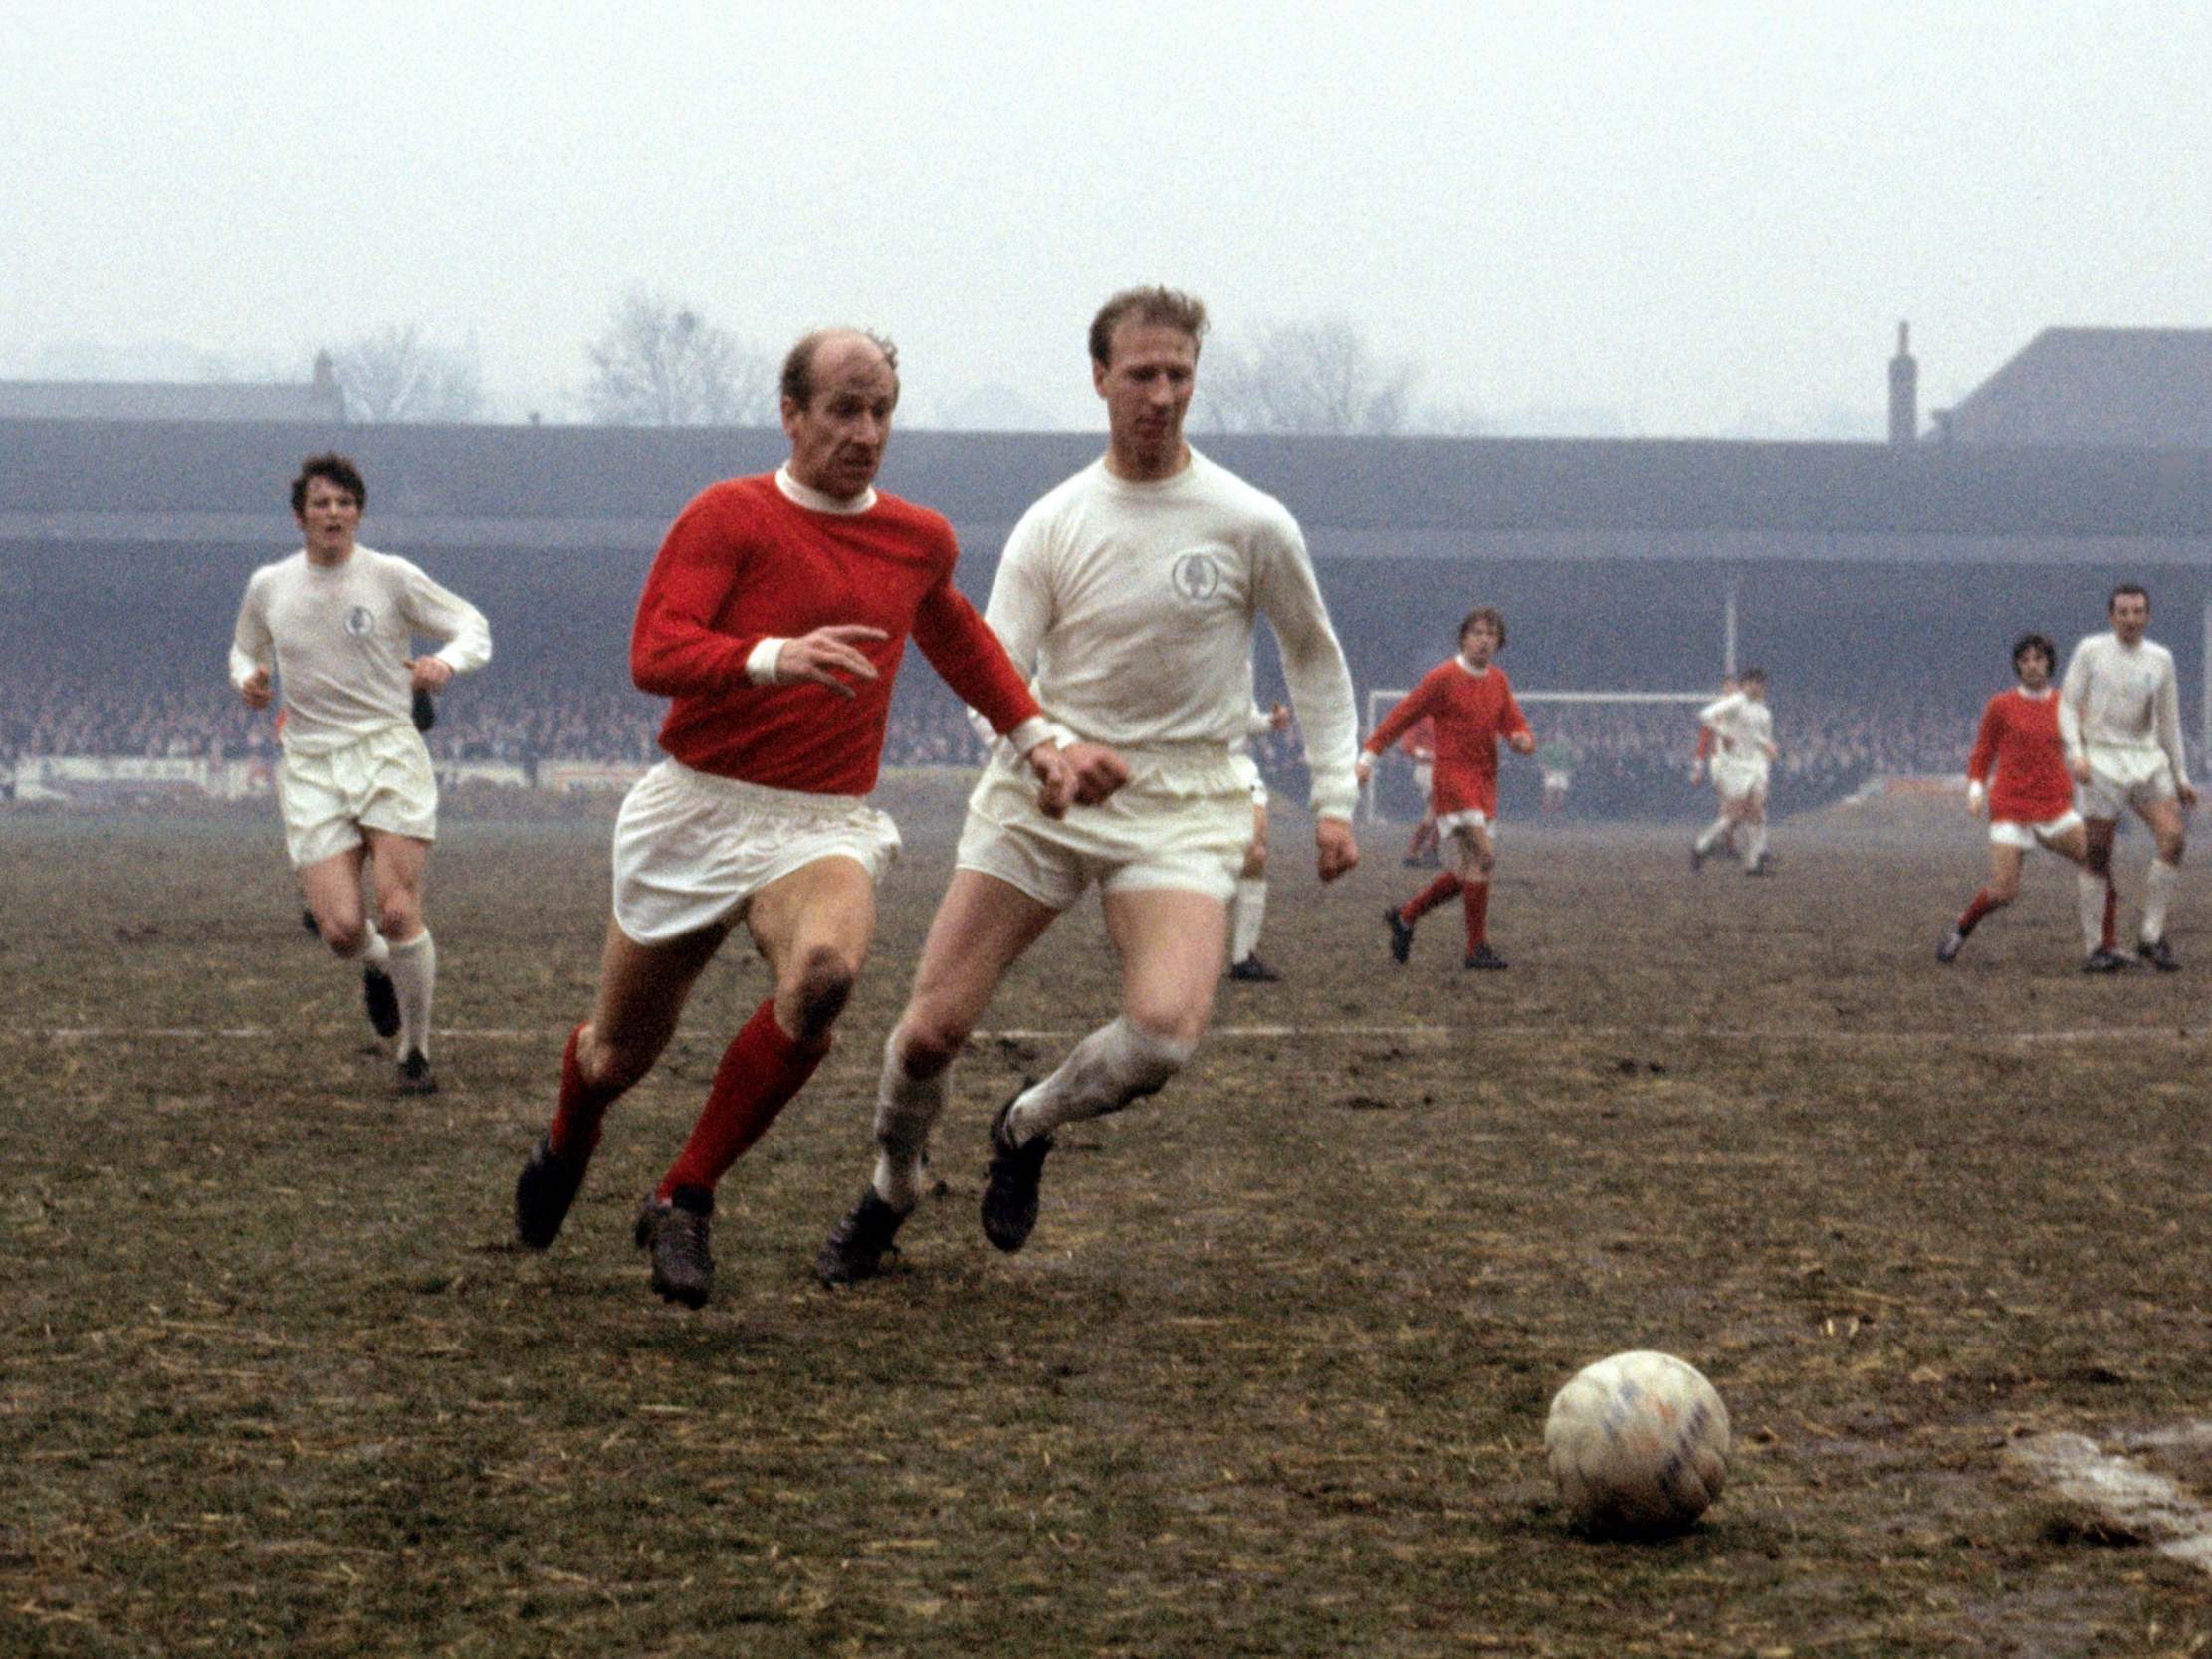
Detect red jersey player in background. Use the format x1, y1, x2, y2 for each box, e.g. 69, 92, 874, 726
1359, 606, 1535, 969
1938, 633, 2104, 966
512, 328, 1123, 1310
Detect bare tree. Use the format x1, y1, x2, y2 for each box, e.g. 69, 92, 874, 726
330, 324, 486, 423
1197, 318, 1416, 436
581, 291, 774, 426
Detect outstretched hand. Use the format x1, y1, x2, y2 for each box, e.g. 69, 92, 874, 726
238, 667, 272, 711
776, 625, 889, 697
1315, 816, 1359, 883
1508, 730, 1537, 756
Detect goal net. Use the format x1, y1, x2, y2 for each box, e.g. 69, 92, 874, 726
1358, 688, 1712, 821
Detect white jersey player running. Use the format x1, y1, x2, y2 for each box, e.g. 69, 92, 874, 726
229, 453, 492, 1092
1226, 698, 1294, 982
2059, 584, 2196, 971
1691, 668, 1778, 877
815, 285, 1361, 1284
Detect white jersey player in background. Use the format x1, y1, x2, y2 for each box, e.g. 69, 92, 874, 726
815, 285, 1361, 1285
1691, 668, 1778, 876
1226, 698, 1295, 982
2060, 584, 2195, 971
230, 453, 492, 1092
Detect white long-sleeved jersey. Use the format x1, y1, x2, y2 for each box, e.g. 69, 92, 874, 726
229, 545, 492, 755
1698, 691, 1774, 759
2058, 631, 2188, 785
979, 451, 1360, 820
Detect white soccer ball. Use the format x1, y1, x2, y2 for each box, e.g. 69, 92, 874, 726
1544, 1349, 1731, 1533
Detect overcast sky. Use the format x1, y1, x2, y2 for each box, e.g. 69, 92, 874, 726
6, 1, 2207, 437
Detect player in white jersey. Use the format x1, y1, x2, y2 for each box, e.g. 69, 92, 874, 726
1690, 668, 1778, 876
1225, 698, 1293, 982
229, 454, 492, 1092
2060, 584, 2195, 970
815, 286, 1361, 1284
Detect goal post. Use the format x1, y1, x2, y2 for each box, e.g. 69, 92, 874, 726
1358, 688, 1713, 821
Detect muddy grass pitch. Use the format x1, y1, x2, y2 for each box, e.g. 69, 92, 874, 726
7, 784, 2212, 1656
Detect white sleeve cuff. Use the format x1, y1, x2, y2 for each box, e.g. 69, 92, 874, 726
1966, 780, 1985, 807
746, 638, 788, 686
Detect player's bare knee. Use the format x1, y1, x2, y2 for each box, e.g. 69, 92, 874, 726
895, 1014, 968, 1079
1988, 875, 2021, 904
322, 919, 368, 958
1123, 992, 1209, 1049
582, 1027, 656, 1094
782, 946, 858, 1041
1240, 844, 1266, 881
375, 899, 421, 943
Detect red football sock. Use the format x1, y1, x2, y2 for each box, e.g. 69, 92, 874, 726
657, 998, 830, 1199
2101, 878, 2119, 952
1462, 880, 1491, 952
549, 1023, 621, 1160
1403, 871, 1463, 923
1956, 889, 2001, 935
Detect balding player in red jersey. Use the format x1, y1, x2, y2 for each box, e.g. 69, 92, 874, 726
512, 327, 1126, 1310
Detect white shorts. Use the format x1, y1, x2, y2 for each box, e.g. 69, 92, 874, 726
1436, 807, 1495, 838
1991, 810, 2084, 851
277, 725, 438, 869
957, 746, 1250, 910
610, 759, 900, 946
1711, 758, 1769, 804
2078, 751, 2179, 820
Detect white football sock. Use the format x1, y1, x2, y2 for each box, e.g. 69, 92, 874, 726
2077, 870, 2106, 952
1695, 817, 1730, 854
1230, 878, 1267, 963
387, 931, 435, 1058
336, 927, 390, 970
1745, 824, 1769, 864
2142, 857, 2180, 944
1006, 1016, 1194, 1145
871, 1027, 946, 1213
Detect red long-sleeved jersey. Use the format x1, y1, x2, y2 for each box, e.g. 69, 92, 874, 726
1365, 658, 1531, 818
632, 476, 1039, 794
1966, 687, 2073, 822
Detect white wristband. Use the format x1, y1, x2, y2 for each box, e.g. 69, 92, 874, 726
747, 637, 789, 686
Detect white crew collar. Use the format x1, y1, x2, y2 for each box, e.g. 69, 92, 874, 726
775, 465, 875, 515
1454, 654, 1490, 676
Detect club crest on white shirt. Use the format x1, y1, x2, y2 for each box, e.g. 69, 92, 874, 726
1171, 550, 1222, 601
345, 605, 376, 638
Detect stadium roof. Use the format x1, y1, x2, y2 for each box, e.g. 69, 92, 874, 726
0, 378, 346, 424
1937, 327, 2212, 449
4, 416, 2211, 566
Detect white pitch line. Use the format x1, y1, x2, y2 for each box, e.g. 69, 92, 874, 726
2012, 1431, 2212, 1573
12, 1023, 2205, 1044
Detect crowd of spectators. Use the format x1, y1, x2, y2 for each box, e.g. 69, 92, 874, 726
7, 658, 2108, 821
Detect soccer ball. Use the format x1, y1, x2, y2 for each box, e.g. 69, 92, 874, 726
1544, 1350, 1730, 1533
